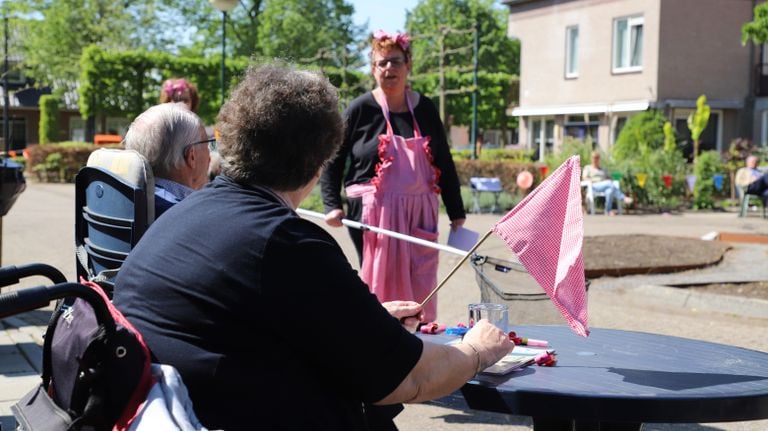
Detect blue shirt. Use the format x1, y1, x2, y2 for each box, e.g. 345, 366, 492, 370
154, 178, 195, 218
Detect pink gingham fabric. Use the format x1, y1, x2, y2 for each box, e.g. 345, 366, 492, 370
491, 156, 589, 336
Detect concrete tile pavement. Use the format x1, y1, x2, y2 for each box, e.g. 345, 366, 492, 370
1, 182, 768, 430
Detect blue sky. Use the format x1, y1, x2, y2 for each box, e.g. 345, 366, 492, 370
352, 0, 419, 35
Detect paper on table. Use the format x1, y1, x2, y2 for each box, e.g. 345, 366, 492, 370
481, 347, 553, 375
447, 226, 480, 252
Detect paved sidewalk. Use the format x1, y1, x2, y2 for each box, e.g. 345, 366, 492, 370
2, 182, 768, 431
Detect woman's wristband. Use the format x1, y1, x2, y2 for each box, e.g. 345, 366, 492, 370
463, 341, 483, 375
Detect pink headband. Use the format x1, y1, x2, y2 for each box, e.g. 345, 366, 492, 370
372, 29, 410, 53
164, 79, 190, 98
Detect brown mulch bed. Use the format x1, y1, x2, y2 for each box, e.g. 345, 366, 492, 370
685, 281, 768, 301
583, 234, 768, 301
583, 234, 730, 278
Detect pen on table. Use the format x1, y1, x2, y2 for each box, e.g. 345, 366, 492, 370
509, 331, 548, 347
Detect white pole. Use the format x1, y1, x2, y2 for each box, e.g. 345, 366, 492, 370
296, 208, 469, 257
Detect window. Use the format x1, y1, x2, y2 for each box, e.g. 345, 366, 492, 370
565, 114, 599, 145
530, 118, 555, 161
565, 26, 579, 78
674, 110, 721, 161
613, 16, 643, 72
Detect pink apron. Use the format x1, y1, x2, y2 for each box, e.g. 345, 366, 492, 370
347, 92, 442, 322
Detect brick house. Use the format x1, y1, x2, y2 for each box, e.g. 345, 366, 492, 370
502, 0, 759, 160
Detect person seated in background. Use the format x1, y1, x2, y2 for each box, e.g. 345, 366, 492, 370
582, 151, 632, 215
159, 77, 200, 113
743, 155, 768, 206
112, 63, 513, 431
735, 155, 762, 194
123, 103, 211, 217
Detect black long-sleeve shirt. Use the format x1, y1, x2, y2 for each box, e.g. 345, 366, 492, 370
320, 91, 466, 221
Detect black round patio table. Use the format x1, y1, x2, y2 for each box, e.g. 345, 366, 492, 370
427, 325, 768, 431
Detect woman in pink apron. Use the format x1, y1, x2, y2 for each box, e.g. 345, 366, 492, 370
321, 30, 467, 431
320, 30, 467, 323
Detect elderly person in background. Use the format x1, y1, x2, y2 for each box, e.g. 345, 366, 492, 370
124, 103, 211, 217
113, 63, 512, 431
582, 151, 632, 215
735, 155, 762, 191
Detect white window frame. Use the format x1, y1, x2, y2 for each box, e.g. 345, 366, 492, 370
612, 15, 644, 73
528, 116, 556, 162
565, 25, 579, 78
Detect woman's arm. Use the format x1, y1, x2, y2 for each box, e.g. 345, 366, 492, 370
375, 320, 513, 404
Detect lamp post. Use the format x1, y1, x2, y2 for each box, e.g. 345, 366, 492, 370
209, 0, 238, 106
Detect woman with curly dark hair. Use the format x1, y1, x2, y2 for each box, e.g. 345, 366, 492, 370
113, 62, 513, 431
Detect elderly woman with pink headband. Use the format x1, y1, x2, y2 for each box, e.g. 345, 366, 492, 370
320, 28, 467, 431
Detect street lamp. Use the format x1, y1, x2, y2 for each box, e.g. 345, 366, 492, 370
209, 0, 238, 106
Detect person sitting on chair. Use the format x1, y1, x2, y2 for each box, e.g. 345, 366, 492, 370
735, 155, 762, 195
112, 63, 513, 431
743, 155, 768, 206
582, 151, 632, 215
124, 103, 211, 217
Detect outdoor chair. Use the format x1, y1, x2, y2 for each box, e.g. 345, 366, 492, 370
469, 177, 503, 214
737, 185, 767, 218
581, 180, 623, 215
75, 148, 155, 290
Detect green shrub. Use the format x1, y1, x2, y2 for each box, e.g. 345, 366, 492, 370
613, 110, 666, 162
545, 136, 593, 173
453, 159, 540, 195
692, 150, 724, 210
27, 142, 118, 183
39, 95, 60, 145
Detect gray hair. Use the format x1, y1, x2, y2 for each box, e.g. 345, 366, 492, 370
124, 103, 205, 178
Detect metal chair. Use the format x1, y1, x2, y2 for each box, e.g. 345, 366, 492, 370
75, 149, 155, 289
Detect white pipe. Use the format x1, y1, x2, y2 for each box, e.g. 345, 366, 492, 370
296, 208, 469, 257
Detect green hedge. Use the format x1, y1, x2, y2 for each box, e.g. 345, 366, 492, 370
26, 142, 119, 183
79, 46, 370, 125
39, 95, 60, 145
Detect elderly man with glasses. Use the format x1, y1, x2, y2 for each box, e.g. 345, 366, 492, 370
124, 102, 212, 217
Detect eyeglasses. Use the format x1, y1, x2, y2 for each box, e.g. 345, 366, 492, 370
184, 138, 217, 154
375, 57, 406, 70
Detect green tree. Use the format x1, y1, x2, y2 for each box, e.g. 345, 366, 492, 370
742, 0, 768, 44
20, 0, 148, 93
256, 0, 364, 66
405, 0, 519, 138
687, 94, 711, 163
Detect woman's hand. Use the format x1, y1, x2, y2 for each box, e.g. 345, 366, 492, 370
382, 300, 423, 333
324, 209, 345, 227
449, 218, 466, 232
462, 320, 514, 371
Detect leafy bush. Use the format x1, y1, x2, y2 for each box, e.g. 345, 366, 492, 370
453, 159, 540, 196
692, 150, 724, 209
545, 136, 593, 173
451, 148, 533, 162
39, 95, 60, 145
613, 110, 666, 162
26, 142, 118, 183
